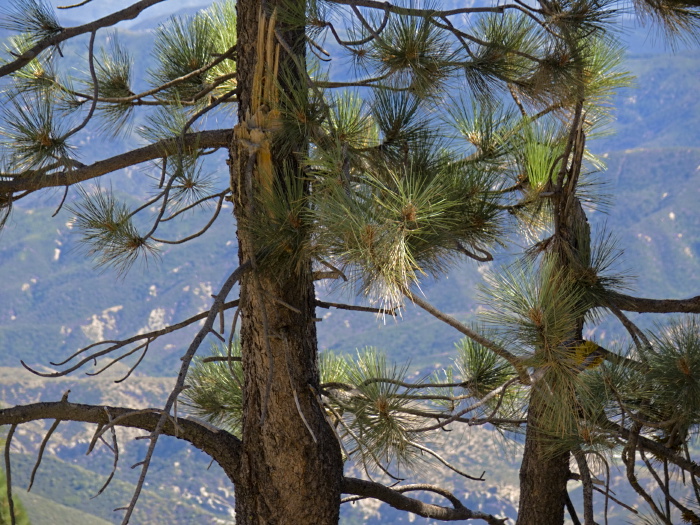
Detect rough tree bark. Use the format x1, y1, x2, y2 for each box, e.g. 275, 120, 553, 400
517, 119, 590, 524
516, 389, 571, 525
230, 1, 343, 523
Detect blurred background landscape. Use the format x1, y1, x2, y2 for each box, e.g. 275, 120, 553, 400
0, 2, 698, 523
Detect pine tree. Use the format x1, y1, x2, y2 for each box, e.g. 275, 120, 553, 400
0, 0, 699, 524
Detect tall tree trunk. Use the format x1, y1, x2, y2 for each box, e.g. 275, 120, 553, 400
516, 388, 571, 525
230, 1, 343, 523
518, 120, 590, 523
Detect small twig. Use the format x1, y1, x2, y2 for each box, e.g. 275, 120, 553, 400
407, 378, 519, 433
623, 428, 668, 523
315, 300, 397, 316
281, 336, 317, 442
588, 450, 612, 525
51, 186, 69, 217
640, 450, 695, 519
161, 190, 228, 222
608, 304, 652, 355
85, 340, 150, 377
28, 419, 61, 491
209, 329, 225, 343
455, 242, 493, 262
152, 193, 226, 245
61, 30, 99, 141
88, 409, 161, 454
92, 408, 120, 498
202, 356, 242, 363
158, 158, 167, 188
508, 83, 527, 117
26, 301, 239, 377
307, 36, 332, 62
119, 264, 248, 524
114, 340, 151, 383
408, 441, 485, 481
403, 288, 528, 383
127, 190, 165, 220
4, 424, 17, 525
263, 291, 302, 315
57, 0, 94, 8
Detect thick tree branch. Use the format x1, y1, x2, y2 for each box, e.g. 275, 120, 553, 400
0, 129, 232, 193
604, 292, 700, 314
0, 401, 241, 484
606, 420, 700, 478
342, 477, 507, 524
0, 0, 168, 78
327, 0, 521, 17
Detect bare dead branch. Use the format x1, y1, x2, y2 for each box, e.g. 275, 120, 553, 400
406, 378, 520, 433
403, 288, 529, 383
4, 424, 16, 525
152, 193, 227, 245
342, 477, 508, 524
57, 0, 95, 8
161, 190, 229, 222
622, 432, 668, 523
0, 129, 232, 194
604, 292, 700, 314
604, 419, 700, 478
0, 0, 169, 78
62, 30, 99, 141
328, 0, 523, 18
455, 242, 493, 262
201, 356, 242, 363
640, 451, 696, 520
91, 408, 119, 499
315, 300, 397, 315
27, 418, 61, 491
408, 440, 485, 481
573, 449, 595, 525
0, 401, 241, 483
51, 185, 69, 217
120, 263, 248, 523
24, 300, 239, 377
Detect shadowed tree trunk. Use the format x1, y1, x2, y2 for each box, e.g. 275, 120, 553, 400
517, 118, 590, 524
230, 1, 343, 523
517, 388, 571, 525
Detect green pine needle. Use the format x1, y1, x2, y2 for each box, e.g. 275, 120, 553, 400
69, 185, 160, 275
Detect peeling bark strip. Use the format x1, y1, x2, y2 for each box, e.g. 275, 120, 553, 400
231, 2, 343, 523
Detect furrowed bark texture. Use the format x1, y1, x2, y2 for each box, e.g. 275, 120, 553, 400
517, 191, 590, 524
231, 1, 343, 523
516, 387, 571, 525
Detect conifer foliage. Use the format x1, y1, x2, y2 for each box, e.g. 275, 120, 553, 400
0, 0, 699, 524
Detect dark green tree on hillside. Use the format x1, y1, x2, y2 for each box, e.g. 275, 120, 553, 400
0, 0, 699, 524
